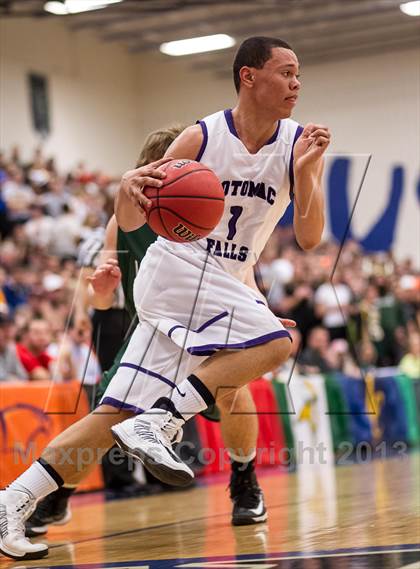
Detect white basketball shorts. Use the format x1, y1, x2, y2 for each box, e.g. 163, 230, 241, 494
100, 240, 290, 413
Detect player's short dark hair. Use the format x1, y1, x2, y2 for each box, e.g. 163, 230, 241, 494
233, 36, 293, 93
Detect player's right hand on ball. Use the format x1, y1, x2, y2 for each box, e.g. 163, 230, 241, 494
86, 258, 122, 295
120, 156, 173, 215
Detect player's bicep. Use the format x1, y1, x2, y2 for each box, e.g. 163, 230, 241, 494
164, 125, 203, 161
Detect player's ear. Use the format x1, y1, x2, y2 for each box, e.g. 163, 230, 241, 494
239, 66, 255, 89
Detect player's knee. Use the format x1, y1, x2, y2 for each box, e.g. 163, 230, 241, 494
265, 337, 291, 370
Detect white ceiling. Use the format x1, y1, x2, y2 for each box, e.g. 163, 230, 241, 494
2, 0, 420, 75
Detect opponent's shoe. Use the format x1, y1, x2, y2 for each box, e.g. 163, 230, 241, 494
229, 467, 268, 526
0, 489, 48, 560
25, 489, 72, 537
111, 411, 194, 487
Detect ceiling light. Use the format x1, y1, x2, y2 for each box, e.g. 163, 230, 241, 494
44, 0, 122, 15
400, 1, 420, 16
160, 34, 236, 57
44, 1, 68, 14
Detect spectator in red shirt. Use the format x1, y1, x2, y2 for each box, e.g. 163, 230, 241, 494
16, 319, 53, 380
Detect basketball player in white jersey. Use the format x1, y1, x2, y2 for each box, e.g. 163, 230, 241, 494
107, 36, 329, 482
0, 37, 329, 560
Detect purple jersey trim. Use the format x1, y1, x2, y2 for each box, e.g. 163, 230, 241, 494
187, 329, 292, 356
289, 125, 304, 200
224, 109, 280, 146
255, 299, 266, 306
195, 120, 208, 162
101, 396, 144, 415
168, 310, 229, 340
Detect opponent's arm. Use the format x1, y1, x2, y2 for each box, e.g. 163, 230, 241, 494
292, 123, 330, 250
86, 216, 121, 310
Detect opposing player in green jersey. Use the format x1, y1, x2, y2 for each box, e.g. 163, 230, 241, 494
24, 125, 286, 539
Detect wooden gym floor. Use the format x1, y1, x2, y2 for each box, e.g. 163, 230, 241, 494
1, 452, 419, 569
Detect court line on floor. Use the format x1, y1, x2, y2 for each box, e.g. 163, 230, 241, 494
40, 543, 420, 569
178, 545, 420, 564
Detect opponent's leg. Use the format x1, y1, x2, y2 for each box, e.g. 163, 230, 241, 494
0, 405, 132, 560
219, 388, 258, 462
219, 387, 267, 526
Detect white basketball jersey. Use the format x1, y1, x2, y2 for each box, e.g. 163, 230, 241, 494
161, 109, 302, 281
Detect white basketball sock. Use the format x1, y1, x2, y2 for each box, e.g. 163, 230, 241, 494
228, 449, 257, 463
153, 374, 215, 420
8, 459, 62, 500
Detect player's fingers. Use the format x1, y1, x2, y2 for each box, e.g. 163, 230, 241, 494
314, 136, 330, 147
148, 168, 167, 179
309, 128, 331, 140
301, 123, 316, 137
279, 318, 297, 328
150, 156, 173, 169
131, 176, 162, 189
309, 124, 329, 133
134, 193, 152, 210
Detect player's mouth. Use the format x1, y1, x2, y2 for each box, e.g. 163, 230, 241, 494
285, 95, 298, 104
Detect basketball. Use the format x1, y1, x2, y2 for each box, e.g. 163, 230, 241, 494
143, 159, 225, 242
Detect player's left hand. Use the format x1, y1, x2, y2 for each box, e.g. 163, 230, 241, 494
86, 258, 121, 296
293, 123, 331, 171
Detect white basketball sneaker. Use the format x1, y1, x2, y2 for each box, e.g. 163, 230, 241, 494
0, 489, 48, 560
111, 411, 194, 487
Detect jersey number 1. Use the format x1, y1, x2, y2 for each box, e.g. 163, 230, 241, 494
227, 206, 243, 240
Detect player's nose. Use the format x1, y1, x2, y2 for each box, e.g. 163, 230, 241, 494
291, 76, 300, 90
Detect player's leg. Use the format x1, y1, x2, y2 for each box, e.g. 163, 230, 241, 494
112, 336, 291, 485
1, 319, 157, 560
218, 387, 267, 526
26, 337, 136, 538
0, 405, 132, 560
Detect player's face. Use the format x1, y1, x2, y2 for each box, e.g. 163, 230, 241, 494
253, 47, 301, 119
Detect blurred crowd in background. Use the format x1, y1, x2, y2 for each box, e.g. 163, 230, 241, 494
1, 146, 419, 387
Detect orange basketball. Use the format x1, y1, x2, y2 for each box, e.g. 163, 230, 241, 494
143, 159, 225, 243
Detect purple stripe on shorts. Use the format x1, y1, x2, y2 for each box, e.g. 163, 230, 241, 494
168, 324, 185, 340
119, 362, 177, 390
101, 396, 144, 415
168, 310, 229, 340
187, 329, 292, 356
195, 120, 208, 162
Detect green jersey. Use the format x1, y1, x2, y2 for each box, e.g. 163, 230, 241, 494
96, 223, 157, 404
116, 224, 157, 319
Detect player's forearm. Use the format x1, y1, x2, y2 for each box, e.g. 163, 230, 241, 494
115, 186, 146, 232
293, 162, 325, 250
88, 286, 115, 310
